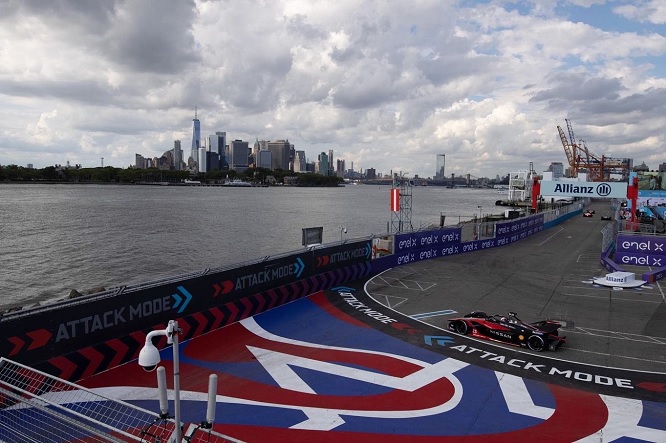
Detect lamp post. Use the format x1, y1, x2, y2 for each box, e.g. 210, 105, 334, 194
139, 320, 182, 442
478, 205, 482, 220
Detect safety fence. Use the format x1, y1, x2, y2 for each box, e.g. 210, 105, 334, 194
0, 357, 243, 443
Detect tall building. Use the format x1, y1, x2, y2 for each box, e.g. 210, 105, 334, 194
253, 138, 261, 162
267, 140, 290, 171
548, 162, 564, 179
257, 150, 272, 169
173, 140, 182, 170
208, 132, 226, 170
230, 139, 249, 171
294, 150, 307, 172
435, 154, 445, 179
318, 152, 329, 176
190, 107, 201, 166
135, 153, 147, 169
336, 159, 345, 178
328, 149, 334, 176
198, 147, 207, 173
290, 143, 296, 170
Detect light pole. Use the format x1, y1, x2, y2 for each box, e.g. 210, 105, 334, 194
339, 226, 347, 242
138, 320, 182, 442
477, 206, 483, 240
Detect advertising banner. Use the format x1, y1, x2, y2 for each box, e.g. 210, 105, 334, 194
312, 240, 373, 271
616, 235, 666, 255
494, 215, 543, 237
614, 252, 665, 267
391, 224, 544, 266
394, 228, 462, 253
540, 181, 627, 199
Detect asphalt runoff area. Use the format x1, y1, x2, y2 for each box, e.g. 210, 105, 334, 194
367, 201, 666, 373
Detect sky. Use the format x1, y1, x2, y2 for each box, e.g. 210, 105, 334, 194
0, 0, 665, 179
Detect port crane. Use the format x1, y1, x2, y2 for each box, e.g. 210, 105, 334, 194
557, 119, 630, 181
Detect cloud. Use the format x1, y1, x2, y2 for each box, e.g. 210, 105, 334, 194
0, 0, 665, 178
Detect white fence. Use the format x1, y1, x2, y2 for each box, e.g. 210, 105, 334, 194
0, 358, 242, 443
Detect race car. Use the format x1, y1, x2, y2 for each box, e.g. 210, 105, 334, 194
448, 311, 566, 351
583, 211, 593, 217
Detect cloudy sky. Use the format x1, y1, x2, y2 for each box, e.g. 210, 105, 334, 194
0, 0, 665, 178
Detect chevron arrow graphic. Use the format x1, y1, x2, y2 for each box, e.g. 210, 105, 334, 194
294, 257, 305, 278
172, 286, 193, 314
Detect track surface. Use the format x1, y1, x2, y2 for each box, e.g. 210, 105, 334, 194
368, 201, 666, 373
71, 202, 666, 441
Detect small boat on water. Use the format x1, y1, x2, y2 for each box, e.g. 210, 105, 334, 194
224, 179, 252, 187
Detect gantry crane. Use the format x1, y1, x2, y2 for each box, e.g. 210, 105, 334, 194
557, 119, 630, 181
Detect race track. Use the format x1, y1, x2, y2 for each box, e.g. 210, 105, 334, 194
69, 202, 666, 441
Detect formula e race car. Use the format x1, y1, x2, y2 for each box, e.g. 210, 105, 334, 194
448, 311, 566, 351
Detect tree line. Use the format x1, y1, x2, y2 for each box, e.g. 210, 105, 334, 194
0, 164, 343, 186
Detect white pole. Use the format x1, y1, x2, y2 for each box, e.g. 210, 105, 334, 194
206, 374, 218, 425
171, 320, 182, 442
156, 366, 168, 417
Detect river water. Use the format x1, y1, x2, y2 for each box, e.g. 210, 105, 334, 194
0, 183, 505, 310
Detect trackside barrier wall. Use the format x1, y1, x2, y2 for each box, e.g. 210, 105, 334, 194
0, 241, 373, 381
615, 234, 666, 283
0, 205, 579, 382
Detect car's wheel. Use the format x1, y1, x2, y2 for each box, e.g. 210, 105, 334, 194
527, 335, 545, 351
454, 321, 469, 335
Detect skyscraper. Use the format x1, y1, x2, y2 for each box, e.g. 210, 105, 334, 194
257, 150, 272, 169
230, 139, 249, 171
173, 140, 182, 170
208, 132, 226, 170
190, 107, 201, 166
336, 159, 345, 177
328, 149, 334, 176
267, 140, 290, 171
294, 150, 307, 172
435, 154, 445, 179
198, 147, 207, 173
318, 152, 329, 176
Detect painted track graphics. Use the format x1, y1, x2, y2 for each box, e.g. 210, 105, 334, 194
14, 287, 666, 442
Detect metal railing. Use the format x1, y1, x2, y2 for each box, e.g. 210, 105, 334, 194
0, 357, 244, 443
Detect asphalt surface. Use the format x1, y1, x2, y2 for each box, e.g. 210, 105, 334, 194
366, 201, 666, 373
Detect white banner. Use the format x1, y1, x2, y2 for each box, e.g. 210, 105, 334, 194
540, 181, 627, 199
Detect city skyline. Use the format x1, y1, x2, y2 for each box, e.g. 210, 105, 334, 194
0, 1, 665, 177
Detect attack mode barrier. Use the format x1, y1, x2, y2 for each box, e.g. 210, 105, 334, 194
0, 240, 373, 381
